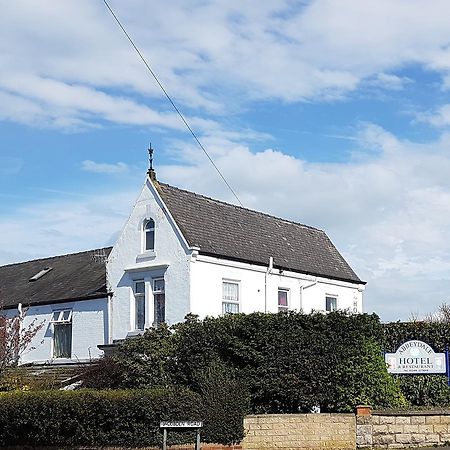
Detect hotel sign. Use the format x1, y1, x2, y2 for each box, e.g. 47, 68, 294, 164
385, 340, 446, 374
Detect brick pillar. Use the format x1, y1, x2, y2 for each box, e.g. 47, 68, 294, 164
356, 405, 373, 449
356, 405, 372, 416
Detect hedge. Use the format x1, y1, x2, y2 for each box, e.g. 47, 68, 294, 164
85, 311, 406, 413
0, 388, 244, 447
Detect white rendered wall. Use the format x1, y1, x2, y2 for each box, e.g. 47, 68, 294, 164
190, 255, 364, 318
5, 297, 108, 364
107, 178, 191, 341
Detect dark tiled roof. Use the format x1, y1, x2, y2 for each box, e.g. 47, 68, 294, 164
0, 248, 112, 309
157, 182, 363, 284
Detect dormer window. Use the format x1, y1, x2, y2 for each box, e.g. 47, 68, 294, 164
144, 219, 155, 251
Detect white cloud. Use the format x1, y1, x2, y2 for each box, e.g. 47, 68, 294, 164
0, 74, 222, 132
0, 190, 137, 264
366, 73, 413, 91
418, 104, 450, 128
81, 160, 130, 174
2, 0, 450, 130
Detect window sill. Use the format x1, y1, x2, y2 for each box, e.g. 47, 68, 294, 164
26, 358, 93, 366
50, 357, 75, 363
127, 330, 145, 338
136, 251, 156, 263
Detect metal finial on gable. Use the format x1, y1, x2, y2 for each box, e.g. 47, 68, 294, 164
147, 143, 157, 181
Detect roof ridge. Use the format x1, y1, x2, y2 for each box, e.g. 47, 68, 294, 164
158, 182, 324, 233
0, 246, 113, 269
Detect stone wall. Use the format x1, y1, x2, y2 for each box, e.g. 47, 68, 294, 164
242, 413, 356, 450
356, 408, 450, 449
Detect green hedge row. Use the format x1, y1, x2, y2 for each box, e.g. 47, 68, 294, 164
85, 311, 406, 413
0, 387, 244, 447
173, 311, 405, 413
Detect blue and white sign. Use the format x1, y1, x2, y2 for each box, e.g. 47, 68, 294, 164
385, 340, 446, 374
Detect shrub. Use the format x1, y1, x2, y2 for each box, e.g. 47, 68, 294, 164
172, 311, 405, 413
0, 388, 228, 447
87, 311, 405, 413
197, 359, 250, 445
83, 324, 175, 390
322, 339, 407, 411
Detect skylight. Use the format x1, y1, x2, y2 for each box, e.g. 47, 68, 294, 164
29, 267, 53, 282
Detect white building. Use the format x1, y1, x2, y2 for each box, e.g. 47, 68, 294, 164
0, 169, 365, 364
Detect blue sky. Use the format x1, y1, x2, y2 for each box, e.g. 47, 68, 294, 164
2, 0, 450, 321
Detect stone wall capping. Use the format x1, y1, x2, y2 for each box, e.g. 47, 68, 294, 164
373, 408, 450, 416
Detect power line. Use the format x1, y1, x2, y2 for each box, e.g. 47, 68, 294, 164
102, 0, 244, 207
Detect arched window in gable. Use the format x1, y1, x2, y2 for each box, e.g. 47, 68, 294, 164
144, 219, 155, 251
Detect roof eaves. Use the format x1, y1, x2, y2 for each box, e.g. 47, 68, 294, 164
3, 292, 112, 311
198, 250, 365, 285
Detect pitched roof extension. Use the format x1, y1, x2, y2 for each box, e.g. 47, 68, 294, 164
156, 182, 363, 284
0, 248, 112, 309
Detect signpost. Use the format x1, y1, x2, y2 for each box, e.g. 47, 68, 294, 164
160, 421, 203, 450
385, 340, 447, 374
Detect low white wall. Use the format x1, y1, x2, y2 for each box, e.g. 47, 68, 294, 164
15, 297, 108, 364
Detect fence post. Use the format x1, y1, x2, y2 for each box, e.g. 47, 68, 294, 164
446, 345, 450, 386
196, 428, 201, 450
162, 428, 167, 450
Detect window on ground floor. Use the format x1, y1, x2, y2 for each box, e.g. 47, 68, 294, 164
222, 280, 240, 314
153, 278, 165, 327
51, 309, 72, 358
134, 280, 146, 330
278, 288, 289, 312
326, 296, 337, 312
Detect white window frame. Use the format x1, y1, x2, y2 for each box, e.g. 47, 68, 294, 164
278, 288, 289, 312
325, 295, 338, 312
143, 219, 155, 252
51, 309, 73, 359
222, 280, 240, 314
134, 280, 146, 331
153, 277, 165, 327
50, 310, 73, 324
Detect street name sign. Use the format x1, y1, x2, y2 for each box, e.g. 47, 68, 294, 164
160, 421, 203, 428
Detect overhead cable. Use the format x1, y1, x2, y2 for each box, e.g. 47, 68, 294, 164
102, 0, 243, 206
